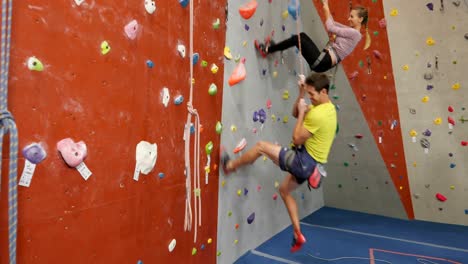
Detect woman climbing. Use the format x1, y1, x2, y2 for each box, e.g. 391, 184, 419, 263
255, 0, 369, 73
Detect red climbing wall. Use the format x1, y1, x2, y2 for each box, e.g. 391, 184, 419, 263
0, 1, 226, 263
314, 0, 414, 219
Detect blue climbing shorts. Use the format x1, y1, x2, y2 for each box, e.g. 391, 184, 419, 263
278, 145, 317, 184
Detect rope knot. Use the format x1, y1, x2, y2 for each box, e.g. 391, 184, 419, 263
0, 110, 15, 123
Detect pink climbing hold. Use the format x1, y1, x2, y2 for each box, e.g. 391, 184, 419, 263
57, 138, 87, 168
373, 50, 382, 60
124, 20, 139, 40
436, 193, 447, 202
239, 0, 258, 20
233, 138, 247, 154
266, 99, 272, 109
272, 193, 278, 200
350, 71, 359, 81
228, 58, 246, 86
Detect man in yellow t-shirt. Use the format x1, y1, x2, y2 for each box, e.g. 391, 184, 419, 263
220, 73, 337, 253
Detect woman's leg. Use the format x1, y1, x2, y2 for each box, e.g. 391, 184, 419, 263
268, 32, 322, 68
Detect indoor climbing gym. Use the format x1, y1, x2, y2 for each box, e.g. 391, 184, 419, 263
0, 0, 467, 263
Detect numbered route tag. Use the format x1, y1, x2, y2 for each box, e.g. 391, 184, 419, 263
19, 160, 37, 187
76, 162, 92, 180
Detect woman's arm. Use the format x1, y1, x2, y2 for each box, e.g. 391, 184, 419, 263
323, 0, 359, 38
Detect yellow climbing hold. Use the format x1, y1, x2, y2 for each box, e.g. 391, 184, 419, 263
390, 8, 398, 16
282, 10, 289, 19
413, 162, 417, 167
274, 181, 279, 188
237, 189, 242, 196
421, 96, 429, 103
101, 41, 111, 55
399, 186, 403, 190
434, 117, 442, 125
409, 129, 418, 137
192, 247, 197, 255
283, 90, 290, 100
234, 239, 239, 244
273, 71, 278, 78
231, 125, 237, 132
208, 238, 213, 244
426, 37, 435, 46
242, 41, 247, 47
263, 156, 267, 161
271, 114, 276, 121
283, 115, 289, 123
403, 64, 409, 71
452, 82, 460, 90
221, 180, 226, 187
450, 186, 455, 190
224, 46, 233, 60
211, 64, 219, 74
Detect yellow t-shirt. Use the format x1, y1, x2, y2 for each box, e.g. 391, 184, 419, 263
303, 102, 337, 163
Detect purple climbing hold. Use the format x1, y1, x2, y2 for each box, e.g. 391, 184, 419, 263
253, 111, 259, 122
258, 109, 266, 124
262, 69, 267, 75
260, 18, 264, 26
244, 188, 248, 196
282, 25, 286, 31
422, 129, 432, 137
426, 3, 434, 11
245, 24, 250, 31
22, 143, 47, 164
247, 212, 255, 224
426, 85, 434, 90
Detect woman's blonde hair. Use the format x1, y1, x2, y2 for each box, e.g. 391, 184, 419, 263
353, 6, 371, 50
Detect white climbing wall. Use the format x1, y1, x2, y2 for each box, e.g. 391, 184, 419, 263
383, 1, 468, 225
216, 1, 324, 263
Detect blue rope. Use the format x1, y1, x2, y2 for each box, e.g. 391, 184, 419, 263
1, 0, 18, 263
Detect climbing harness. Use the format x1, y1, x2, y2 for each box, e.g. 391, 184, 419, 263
0, 0, 18, 263
183, 0, 202, 243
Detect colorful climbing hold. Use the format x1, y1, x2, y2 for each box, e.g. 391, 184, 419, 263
288, 0, 300, 20
144, 0, 156, 14
247, 212, 255, 224
179, 0, 189, 8
436, 193, 447, 202
228, 58, 246, 86
124, 20, 139, 40
27, 57, 44, 71
215, 122, 223, 134
208, 83, 217, 95
239, 0, 258, 20
191, 247, 197, 255
100, 41, 111, 55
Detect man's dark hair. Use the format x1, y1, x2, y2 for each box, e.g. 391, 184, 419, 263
305, 73, 330, 93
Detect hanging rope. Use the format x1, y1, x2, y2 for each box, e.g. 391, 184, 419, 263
294, 0, 305, 76
183, 0, 202, 243
0, 0, 18, 263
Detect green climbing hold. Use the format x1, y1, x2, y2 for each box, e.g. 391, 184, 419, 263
338, 184, 342, 188
344, 162, 349, 167
332, 95, 339, 100
216, 121, 223, 134
330, 84, 336, 90
359, 60, 364, 67
205, 141, 213, 155
373, 31, 379, 36
201, 60, 208, 67
336, 123, 339, 135
208, 83, 217, 95
372, 0, 377, 2
228, 211, 232, 216
192, 248, 197, 255
378, 120, 383, 126
217, 251, 222, 256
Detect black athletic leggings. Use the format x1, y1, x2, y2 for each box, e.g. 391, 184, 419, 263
268, 32, 333, 73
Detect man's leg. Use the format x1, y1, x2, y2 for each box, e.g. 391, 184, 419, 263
226, 141, 281, 171
279, 174, 301, 235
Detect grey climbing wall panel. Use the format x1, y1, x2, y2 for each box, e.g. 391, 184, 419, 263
383, 1, 468, 225
216, 0, 324, 263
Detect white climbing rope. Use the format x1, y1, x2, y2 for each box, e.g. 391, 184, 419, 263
294, 0, 305, 76
184, 0, 202, 243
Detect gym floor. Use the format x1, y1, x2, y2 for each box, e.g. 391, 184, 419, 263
235, 207, 468, 264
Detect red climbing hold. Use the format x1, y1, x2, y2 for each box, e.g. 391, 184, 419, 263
461, 141, 467, 146
228, 58, 246, 86
239, 0, 258, 20
448, 106, 454, 112
448, 117, 455, 126
354, 134, 363, 139
436, 193, 447, 202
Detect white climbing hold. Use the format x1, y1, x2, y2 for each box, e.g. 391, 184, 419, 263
124, 20, 139, 40
168, 239, 177, 252
74, 0, 85, 6
27, 57, 44, 71
177, 44, 186, 58
161, 87, 170, 107
144, 0, 156, 14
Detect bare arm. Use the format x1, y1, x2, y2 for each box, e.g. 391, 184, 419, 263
292, 100, 312, 145
292, 75, 306, 118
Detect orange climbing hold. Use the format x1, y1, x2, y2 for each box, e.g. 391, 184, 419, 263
228, 58, 246, 86
239, 0, 258, 20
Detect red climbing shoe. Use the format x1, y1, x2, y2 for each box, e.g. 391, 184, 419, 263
254, 39, 268, 58
290, 231, 306, 253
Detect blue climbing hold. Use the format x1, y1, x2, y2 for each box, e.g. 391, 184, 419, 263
137, 260, 143, 264
146, 60, 154, 68
179, 0, 189, 8
174, 95, 184, 105
288, 0, 300, 20
450, 163, 456, 168
192, 53, 199, 65
158, 172, 165, 179
201, 244, 205, 250
247, 212, 255, 224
